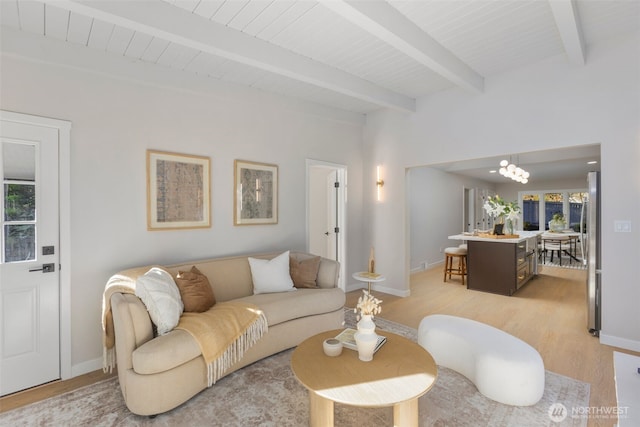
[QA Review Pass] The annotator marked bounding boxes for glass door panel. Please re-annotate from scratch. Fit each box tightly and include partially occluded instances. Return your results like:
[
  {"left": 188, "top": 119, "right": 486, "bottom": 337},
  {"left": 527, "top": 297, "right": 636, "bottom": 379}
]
[
  {"left": 2, "top": 142, "right": 36, "bottom": 263},
  {"left": 522, "top": 194, "right": 539, "bottom": 230},
  {"left": 544, "top": 192, "right": 564, "bottom": 229},
  {"left": 569, "top": 192, "right": 588, "bottom": 232}
]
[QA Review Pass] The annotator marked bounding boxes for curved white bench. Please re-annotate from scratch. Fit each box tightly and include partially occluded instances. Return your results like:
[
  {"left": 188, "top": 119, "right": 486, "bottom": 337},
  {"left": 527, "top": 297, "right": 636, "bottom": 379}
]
[{"left": 418, "top": 314, "right": 545, "bottom": 406}]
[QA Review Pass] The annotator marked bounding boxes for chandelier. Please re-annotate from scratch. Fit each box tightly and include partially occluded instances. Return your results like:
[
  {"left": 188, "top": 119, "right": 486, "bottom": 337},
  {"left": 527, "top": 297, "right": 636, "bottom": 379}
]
[{"left": 499, "top": 159, "right": 530, "bottom": 184}]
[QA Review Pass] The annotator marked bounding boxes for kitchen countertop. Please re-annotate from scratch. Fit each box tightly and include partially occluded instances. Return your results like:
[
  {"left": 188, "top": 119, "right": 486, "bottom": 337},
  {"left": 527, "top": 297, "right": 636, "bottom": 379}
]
[{"left": 448, "top": 230, "right": 543, "bottom": 243}]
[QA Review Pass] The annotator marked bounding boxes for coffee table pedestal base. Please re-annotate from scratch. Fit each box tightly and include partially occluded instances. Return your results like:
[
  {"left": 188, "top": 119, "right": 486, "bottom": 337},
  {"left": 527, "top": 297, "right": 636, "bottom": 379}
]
[
  {"left": 309, "top": 391, "right": 333, "bottom": 427},
  {"left": 394, "top": 398, "right": 419, "bottom": 427},
  {"left": 309, "top": 391, "right": 419, "bottom": 427}
]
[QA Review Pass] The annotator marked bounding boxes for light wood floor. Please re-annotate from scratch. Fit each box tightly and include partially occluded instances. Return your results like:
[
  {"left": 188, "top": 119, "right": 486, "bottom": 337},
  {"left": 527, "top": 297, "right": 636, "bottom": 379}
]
[
  {"left": 347, "top": 265, "right": 639, "bottom": 427},
  {"left": 2, "top": 265, "right": 637, "bottom": 427}
]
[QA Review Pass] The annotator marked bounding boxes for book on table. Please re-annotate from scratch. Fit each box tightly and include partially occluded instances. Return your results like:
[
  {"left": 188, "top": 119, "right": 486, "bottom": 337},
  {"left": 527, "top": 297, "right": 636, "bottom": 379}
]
[{"left": 334, "top": 328, "right": 386, "bottom": 353}]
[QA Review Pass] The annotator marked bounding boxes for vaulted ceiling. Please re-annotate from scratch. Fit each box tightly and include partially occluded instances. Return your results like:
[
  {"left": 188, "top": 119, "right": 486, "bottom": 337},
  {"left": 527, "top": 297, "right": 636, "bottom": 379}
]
[{"left": 1, "top": 0, "right": 638, "bottom": 115}]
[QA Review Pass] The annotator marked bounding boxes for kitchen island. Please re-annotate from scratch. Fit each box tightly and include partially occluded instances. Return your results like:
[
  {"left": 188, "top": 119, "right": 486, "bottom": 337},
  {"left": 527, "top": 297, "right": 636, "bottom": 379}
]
[{"left": 448, "top": 231, "right": 542, "bottom": 296}]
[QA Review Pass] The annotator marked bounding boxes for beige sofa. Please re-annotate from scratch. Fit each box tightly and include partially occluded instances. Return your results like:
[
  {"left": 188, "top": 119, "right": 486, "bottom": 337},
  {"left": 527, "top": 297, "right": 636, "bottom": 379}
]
[{"left": 109, "top": 251, "right": 344, "bottom": 416}]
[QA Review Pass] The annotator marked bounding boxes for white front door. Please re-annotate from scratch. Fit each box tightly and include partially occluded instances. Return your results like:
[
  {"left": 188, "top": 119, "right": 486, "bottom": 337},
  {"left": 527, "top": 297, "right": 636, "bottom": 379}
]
[{"left": 1, "top": 120, "right": 60, "bottom": 396}]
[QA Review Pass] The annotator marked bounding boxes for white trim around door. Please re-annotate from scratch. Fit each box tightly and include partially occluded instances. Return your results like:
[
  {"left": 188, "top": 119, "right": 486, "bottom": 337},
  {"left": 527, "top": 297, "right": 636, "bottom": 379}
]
[{"left": 1, "top": 110, "right": 72, "bottom": 381}]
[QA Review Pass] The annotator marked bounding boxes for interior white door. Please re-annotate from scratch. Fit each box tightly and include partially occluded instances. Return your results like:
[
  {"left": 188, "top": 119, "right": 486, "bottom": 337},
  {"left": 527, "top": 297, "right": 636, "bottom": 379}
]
[
  {"left": 306, "top": 160, "right": 347, "bottom": 290},
  {"left": 1, "top": 120, "right": 60, "bottom": 396},
  {"left": 326, "top": 170, "right": 338, "bottom": 260}
]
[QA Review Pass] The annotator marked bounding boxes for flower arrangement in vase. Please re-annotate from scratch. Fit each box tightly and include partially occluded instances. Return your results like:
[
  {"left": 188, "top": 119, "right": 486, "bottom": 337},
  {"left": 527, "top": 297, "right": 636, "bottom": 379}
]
[
  {"left": 549, "top": 212, "right": 566, "bottom": 232},
  {"left": 353, "top": 290, "right": 382, "bottom": 361},
  {"left": 483, "top": 195, "right": 521, "bottom": 235}
]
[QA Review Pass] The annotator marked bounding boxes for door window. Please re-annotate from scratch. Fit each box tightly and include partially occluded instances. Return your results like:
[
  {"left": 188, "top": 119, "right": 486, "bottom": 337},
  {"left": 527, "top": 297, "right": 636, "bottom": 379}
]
[{"left": 2, "top": 142, "right": 36, "bottom": 262}]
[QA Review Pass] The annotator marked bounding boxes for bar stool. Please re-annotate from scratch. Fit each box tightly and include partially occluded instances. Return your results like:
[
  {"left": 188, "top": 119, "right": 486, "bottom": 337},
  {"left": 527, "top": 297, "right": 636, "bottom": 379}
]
[{"left": 443, "top": 246, "right": 467, "bottom": 286}]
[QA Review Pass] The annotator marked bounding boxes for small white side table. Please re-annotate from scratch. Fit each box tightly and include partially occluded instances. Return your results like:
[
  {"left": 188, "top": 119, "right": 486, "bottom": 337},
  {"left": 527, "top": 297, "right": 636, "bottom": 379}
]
[{"left": 352, "top": 272, "right": 386, "bottom": 293}]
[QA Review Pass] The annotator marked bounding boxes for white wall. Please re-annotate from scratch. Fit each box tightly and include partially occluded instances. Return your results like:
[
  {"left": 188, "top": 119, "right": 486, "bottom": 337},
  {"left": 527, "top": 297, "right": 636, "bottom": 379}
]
[
  {"left": 408, "top": 167, "right": 495, "bottom": 270},
  {"left": 0, "top": 52, "right": 365, "bottom": 373},
  {"left": 365, "top": 33, "right": 640, "bottom": 350}
]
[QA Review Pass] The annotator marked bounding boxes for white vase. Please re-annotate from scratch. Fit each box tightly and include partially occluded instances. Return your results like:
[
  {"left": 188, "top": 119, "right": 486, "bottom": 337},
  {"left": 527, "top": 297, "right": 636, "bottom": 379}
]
[
  {"left": 355, "top": 314, "right": 378, "bottom": 362},
  {"left": 549, "top": 220, "right": 565, "bottom": 232}
]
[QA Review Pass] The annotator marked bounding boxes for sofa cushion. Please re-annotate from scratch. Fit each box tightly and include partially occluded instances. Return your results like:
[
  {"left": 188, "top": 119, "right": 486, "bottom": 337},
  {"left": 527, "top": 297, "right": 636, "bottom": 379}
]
[
  {"left": 135, "top": 267, "right": 183, "bottom": 335},
  {"left": 131, "top": 287, "right": 345, "bottom": 374},
  {"left": 132, "top": 329, "right": 201, "bottom": 374},
  {"left": 237, "top": 288, "right": 345, "bottom": 327},
  {"left": 248, "top": 251, "right": 296, "bottom": 294},
  {"left": 175, "top": 266, "right": 216, "bottom": 312},
  {"left": 290, "top": 255, "right": 321, "bottom": 288}
]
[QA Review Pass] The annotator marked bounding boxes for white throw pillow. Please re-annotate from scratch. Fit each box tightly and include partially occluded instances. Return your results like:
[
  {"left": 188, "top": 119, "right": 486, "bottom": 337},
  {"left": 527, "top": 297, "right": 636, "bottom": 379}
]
[
  {"left": 135, "top": 267, "right": 184, "bottom": 335},
  {"left": 249, "top": 251, "right": 296, "bottom": 295}
]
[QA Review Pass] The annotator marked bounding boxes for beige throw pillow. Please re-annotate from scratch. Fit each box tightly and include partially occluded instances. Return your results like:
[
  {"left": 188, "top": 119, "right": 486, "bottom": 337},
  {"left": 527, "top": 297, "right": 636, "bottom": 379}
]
[
  {"left": 290, "top": 255, "right": 321, "bottom": 288},
  {"left": 175, "top": 266, "right": 216, "bottom": 313}
]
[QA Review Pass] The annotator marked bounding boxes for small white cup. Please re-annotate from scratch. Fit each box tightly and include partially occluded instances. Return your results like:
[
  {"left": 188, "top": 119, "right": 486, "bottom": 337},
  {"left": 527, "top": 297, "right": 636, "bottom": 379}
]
[{"left": 323, "top": 338, "right": 343, "bottom": 357}]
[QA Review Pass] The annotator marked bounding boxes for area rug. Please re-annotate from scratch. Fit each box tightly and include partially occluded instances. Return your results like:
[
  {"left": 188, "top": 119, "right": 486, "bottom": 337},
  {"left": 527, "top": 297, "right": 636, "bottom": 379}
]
[{"left": 0, "top": 311, "right": 590, "bottom": 427}]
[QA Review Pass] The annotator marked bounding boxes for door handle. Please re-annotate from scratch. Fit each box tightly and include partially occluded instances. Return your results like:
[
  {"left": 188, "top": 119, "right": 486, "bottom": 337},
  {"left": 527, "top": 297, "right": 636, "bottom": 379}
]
[{"left": 29, "top": 263, "right": 55, "bottom": 273}]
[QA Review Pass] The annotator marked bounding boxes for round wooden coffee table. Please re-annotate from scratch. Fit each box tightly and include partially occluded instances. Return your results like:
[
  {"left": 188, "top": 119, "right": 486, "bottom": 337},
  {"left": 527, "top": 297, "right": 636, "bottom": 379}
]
[{"left": 291, "top": 329, "right": 437, "bottom": 427}]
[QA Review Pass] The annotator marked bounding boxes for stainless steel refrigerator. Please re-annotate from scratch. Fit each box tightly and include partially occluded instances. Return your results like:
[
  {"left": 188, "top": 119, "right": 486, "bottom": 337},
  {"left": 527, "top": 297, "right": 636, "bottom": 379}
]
[{"left": 583, "top": 171, "right": 601, "bottom": 336}]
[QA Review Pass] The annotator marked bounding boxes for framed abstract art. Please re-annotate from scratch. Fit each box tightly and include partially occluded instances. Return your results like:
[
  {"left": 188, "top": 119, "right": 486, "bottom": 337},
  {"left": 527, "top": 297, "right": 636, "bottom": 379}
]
[
  {"left": 234, "top": 160, "right": 278, "bottom": 225},
  {"left": 147, "top": 150, "right": 211, "bottom": 230}
]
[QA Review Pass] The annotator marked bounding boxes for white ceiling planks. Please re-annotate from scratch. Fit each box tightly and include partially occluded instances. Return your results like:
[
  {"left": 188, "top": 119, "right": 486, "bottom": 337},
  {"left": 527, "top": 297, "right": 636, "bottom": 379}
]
[
  {"left": 320, "top": 0, "right": 484, "bottom": 93},
  {"left": 43, "top": 3, "right": 69, "bottom": 41},
  {"left": 123, "top": 32, "right": 153, "bottom": 60},
  {"left": 156, "top": 43, "right": 199, "bottom": 70},
  {"left": 0, "top": 1, "right": 19, "bottom": 28},
  {"left": 192, "top": 1, "right": 225, "bottom": 20},
  {"left": 2, "top": 0, "right": 639, "bottom": 115},
  {"left": 47, "top": 0, "right": 415, "bottom": 112},
  {"left": 106, "top": 26, "right": 135, "bottom": 56},
  {"left": 225, "top": 0, "right": 274, "bottom": 32},
  {"left": 140, "top": 38, "right": 170, "bottom": 64},
  {"left": 239, "top": 1, "right": 299, "bottom": 37},
  {"left": 66, "top": 11, "right": 92, "bottom": 46},
  {"left": 393, "top": 0, "right": 563, "bottom": 77},
  {"left": 86, "top": 19, "right": 113, "bottom": 51}
]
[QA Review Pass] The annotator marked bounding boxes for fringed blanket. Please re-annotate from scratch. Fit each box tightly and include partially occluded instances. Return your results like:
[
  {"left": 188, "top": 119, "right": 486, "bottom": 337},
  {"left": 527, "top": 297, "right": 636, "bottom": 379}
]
[
  {"left": 102, "top": 266, "right": 268, "bottom": 386},
  {"left": 176, "top": 302, "right": 268, "bottom": 386},
  {"left": 102, "top": 265, "right": 157, "bottom": 373}
]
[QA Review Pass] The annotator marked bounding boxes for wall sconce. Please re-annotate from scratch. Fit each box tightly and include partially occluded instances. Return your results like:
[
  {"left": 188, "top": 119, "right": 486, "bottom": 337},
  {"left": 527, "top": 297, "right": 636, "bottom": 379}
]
[{"left": 376, "top": 165, "right": 384, "bottom": 201}]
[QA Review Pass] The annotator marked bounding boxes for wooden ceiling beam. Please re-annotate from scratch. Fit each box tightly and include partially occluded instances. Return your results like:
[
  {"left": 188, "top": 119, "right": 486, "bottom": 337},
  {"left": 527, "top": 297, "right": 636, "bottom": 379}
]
[
  {"left": 320, "top": 0, "right": 484, "bottom": 94},
  {"left": 50, "top": 0, "right": 416, "bottom": 113},
  {"left": 549, "top": 0, "right": 586, "bottom": 65}
]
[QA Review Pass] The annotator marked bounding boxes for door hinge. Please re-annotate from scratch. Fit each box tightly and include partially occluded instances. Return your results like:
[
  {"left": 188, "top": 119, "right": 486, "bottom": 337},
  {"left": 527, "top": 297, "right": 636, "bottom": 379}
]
[
  {"left": 334, "top": 227, "right": 340, "bottom": 234},
  {"left": 334, "top": 182, "right": 339, "bottom": 188}
]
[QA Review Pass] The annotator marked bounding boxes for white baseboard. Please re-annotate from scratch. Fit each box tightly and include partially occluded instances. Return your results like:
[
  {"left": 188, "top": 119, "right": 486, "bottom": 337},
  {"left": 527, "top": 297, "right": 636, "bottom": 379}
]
[
  {"left": 71, "top": 357, "right": 103, "bottom": 378},
  {"left": 600, "top": 332, "right": 640, "bottom": 352},
  {"left": 410, "top": 260, "right": 444, "bottom": 274}
]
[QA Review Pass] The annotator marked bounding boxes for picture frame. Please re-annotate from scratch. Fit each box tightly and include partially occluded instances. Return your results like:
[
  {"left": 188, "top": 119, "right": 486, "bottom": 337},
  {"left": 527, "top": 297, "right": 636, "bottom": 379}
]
[
  {"left": 147, "top": 150, "right": 211, "bottom": 230},
  {"left": 234, "top": 160, "right": 278, "bottom": 225}
]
